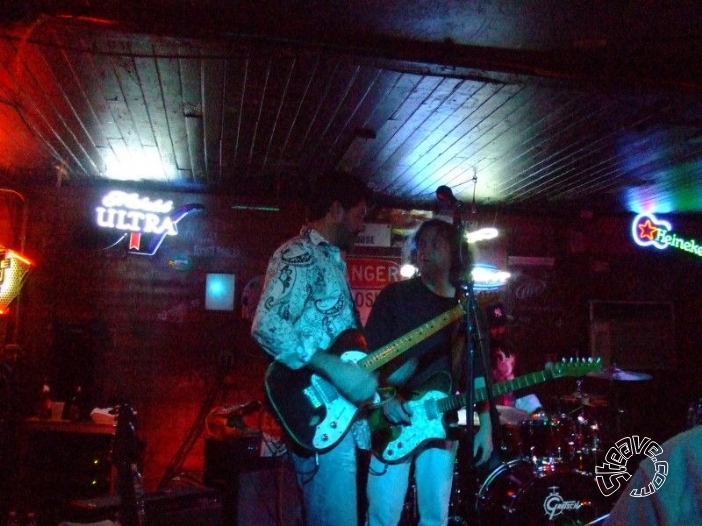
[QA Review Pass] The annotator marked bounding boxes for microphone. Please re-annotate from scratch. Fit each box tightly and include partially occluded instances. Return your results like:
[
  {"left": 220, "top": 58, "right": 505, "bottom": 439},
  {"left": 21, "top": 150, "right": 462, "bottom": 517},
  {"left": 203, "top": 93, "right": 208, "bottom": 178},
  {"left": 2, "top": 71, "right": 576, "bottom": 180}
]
[{"left": 436, "top": 185, "right": 464, "bottom": 210}]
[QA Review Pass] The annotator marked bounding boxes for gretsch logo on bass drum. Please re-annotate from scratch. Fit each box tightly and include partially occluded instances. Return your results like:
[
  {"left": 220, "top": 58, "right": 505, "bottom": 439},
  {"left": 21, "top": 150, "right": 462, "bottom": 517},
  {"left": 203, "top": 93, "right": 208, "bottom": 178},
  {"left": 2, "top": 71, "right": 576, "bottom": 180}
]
[{"left": 543, "top": 486, "right": 585, "bottom": 521}]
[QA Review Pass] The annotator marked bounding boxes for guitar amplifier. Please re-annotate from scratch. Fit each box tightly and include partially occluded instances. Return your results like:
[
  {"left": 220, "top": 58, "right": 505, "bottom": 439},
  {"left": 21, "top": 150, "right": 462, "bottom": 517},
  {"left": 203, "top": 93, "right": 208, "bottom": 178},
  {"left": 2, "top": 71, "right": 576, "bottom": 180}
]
[
  {"left": 203, "top": 434, "right": 301, "bottom": 526},
  {"left": 203, "top": 433, "right": 282, "bottom": 487}
]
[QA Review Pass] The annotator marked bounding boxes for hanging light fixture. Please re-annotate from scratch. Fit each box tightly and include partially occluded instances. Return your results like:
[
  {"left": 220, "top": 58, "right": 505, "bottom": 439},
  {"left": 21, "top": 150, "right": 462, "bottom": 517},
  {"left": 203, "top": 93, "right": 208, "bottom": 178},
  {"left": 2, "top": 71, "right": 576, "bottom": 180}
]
[
  {"left": 464, "top": 168, "right": 500, "bottom": 243},
  {"left": 0, "top": 189, "right": 31, "bottom": 317},
  {"left": 0, "top": 247, "right": 32, "bottom": 314}
]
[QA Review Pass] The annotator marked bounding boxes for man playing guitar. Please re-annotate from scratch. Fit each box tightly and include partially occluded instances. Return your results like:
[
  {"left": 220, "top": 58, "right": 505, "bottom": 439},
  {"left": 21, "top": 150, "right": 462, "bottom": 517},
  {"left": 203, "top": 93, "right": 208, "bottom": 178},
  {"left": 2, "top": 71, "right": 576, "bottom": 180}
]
[
  {"left": 251, "top": 172, "right": 376, "bottom": 526},
  {"left": 364, "top": 219, "right": 493, "bottom": 526}
]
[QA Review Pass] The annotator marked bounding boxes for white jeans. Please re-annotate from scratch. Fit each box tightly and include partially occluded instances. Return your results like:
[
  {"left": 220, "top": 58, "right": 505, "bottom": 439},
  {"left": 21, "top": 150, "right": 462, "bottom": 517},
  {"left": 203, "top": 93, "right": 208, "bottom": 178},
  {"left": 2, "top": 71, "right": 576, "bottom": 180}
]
[
  {"left": 366, "top": 440, "right": 458, "bottom": 526},
  {"left": 292, "top": 431, "right": 360, "bottom": 526}
]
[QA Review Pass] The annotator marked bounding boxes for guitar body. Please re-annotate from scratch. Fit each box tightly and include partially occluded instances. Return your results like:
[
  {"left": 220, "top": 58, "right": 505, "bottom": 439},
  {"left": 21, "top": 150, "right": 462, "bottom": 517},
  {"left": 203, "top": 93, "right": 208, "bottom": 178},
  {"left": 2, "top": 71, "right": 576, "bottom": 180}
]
[
  {"left": 264, "top": 329, "right": 368, "bottom": 452},
  {"left": 369, "top": 373, "right": 453, "bottom": 463}
]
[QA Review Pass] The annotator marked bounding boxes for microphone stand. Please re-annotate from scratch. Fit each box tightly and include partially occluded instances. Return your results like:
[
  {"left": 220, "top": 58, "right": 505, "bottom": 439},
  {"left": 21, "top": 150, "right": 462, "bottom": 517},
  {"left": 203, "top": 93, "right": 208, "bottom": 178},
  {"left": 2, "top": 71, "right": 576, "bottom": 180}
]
[{"left": 452, "top": 206, "right": 501, "bottom": 487}]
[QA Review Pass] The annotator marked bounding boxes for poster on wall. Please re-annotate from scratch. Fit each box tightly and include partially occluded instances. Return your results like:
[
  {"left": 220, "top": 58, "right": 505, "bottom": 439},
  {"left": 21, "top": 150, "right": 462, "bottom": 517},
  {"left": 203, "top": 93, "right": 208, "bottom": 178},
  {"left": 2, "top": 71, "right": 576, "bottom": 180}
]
[
  {"left": 502, "top": 256, "right": 564, "bottom": 369},
  {"left": 347, "top": 256, "right": 402, "bottom": 325},
  {"left": 505, "top": 256, "right": 556, "bottom": 318}
]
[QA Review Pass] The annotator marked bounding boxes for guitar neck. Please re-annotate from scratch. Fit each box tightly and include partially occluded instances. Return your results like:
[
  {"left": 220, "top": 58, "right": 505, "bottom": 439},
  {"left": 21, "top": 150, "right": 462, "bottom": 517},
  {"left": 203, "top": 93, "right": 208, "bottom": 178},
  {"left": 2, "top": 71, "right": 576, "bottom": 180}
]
[
  {"left": 359, "top": 304, "right": 464, "bottom": 372},
  {"left": 438, "top": 368, "right": 556, "bottom": 414}
]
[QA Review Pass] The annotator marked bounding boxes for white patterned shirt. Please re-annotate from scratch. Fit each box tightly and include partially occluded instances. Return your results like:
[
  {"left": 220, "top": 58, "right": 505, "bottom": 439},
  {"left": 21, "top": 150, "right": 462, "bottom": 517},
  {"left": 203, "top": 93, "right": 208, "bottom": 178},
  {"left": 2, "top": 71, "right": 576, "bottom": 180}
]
[
  {"left": 252, "top": 226, "right": 370, "bottom": 449},
  {"left": 252, "top": 226, "right": 360, "bottom": 369}
]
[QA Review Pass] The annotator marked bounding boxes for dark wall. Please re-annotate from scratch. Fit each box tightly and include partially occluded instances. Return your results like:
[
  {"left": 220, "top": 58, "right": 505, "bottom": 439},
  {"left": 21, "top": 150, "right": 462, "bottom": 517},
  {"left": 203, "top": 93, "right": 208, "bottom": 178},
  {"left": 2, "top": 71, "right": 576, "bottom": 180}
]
[
  {"left": 2, "top": 186, "right": 701, "bottom": 491},
  {"left": 5, "top": 185, "right": 305, "bottom": 490},
  {"left": 487, "top": 212, "right": 702, "bottom": 443}
]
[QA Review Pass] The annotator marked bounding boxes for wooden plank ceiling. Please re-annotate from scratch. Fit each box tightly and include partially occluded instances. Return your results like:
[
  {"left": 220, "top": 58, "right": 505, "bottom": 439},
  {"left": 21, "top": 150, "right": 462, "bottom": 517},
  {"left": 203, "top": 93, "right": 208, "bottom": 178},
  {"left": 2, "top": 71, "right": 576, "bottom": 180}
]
[{"left": 0, "top": 1, "right": 701, "bottom": 214}]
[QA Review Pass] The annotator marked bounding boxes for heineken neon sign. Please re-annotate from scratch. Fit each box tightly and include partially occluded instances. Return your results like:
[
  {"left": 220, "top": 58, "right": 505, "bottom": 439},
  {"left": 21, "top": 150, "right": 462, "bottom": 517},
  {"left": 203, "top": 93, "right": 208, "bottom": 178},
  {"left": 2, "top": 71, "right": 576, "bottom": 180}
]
[
  {"left": 632, "top": 213, "right": 702, "bottom": 257},
  {"left": 95, "top": 190, "right": 203, "bottom": 255}
]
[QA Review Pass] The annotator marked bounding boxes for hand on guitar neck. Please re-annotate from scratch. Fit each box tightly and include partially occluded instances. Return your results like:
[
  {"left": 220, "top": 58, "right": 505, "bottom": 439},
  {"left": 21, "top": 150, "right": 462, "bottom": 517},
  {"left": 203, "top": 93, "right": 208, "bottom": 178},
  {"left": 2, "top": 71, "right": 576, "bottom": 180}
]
[{"left": 309, "top": 351, "right": 378, "bottom": 404}]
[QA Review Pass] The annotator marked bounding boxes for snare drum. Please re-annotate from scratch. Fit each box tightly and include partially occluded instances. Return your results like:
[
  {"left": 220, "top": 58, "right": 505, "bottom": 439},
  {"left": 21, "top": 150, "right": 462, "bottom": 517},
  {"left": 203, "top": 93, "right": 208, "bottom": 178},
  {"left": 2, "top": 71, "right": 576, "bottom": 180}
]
[
  {"left": 519, "top": 412, "right": 576, "bottom": 465},
  {"left": 475, "top": 458, "right": 612, "bottom": 526}
]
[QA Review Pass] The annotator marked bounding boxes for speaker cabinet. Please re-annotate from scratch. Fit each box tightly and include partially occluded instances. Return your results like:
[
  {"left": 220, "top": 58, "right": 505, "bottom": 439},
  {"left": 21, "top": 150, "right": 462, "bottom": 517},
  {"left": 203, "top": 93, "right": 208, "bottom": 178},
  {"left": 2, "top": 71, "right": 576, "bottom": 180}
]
[
  {"left": 590, "top": 301, "right": 675, "bottom": 369},
  {"left": 204, "top": 436, "right": 302, "bottom": 525}
]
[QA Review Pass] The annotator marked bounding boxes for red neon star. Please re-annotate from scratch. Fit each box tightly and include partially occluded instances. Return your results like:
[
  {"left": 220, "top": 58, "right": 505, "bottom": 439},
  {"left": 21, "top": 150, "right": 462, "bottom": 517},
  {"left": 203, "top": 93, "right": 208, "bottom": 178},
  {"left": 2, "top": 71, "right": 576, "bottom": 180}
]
[{"left": 638, "top": 219, "right": 658, "bottom": 240}]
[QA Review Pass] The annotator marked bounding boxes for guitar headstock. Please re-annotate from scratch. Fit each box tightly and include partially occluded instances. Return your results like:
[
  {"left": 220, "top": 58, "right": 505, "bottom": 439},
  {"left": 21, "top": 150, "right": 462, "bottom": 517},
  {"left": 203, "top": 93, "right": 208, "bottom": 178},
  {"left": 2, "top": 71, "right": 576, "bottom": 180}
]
[{"left": 549, "top": 357, "right": 603, "bottom": 379}]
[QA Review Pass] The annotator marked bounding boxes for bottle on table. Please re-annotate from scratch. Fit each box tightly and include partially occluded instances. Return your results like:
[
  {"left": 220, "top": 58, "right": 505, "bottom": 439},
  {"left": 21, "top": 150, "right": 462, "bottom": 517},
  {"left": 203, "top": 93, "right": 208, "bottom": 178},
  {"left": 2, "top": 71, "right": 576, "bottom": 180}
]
[
  {"left": 38, "top": 379, "right": 52, "bottom": 419},
  {"left": 66, "top": 385, "right": 84, "bottom": 422}
]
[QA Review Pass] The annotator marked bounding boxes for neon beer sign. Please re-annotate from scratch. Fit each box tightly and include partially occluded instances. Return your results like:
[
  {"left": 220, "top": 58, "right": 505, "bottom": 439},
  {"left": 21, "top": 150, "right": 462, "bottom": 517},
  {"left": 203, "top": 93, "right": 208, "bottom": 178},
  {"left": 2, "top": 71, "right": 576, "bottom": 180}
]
[
  {"left": 632, "top": 213, "right": 702, "bottom": 257},
  {"left": 95, "top": 190, "right": 202, "bottom": 255}
]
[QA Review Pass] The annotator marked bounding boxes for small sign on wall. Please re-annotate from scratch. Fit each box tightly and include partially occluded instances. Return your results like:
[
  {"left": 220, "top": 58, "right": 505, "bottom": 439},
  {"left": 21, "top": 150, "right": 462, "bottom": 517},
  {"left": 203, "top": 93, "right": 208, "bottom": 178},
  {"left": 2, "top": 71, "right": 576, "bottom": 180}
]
[
  {"left": 356, "top": 223, "right": 392, "bottom": 247},
  {"left": 347, "top": 256, "right": 401, "bottom": 325}
]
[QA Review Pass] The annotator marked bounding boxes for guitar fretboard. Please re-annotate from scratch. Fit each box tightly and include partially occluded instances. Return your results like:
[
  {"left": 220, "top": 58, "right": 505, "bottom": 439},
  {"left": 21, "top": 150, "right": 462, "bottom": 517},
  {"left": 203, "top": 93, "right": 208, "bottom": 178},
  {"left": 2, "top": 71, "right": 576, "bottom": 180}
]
[
  {"left": 434, "top": 362, "right": 599, "bottom": 415},
  {"left": 359, "top": 304, "right": 464, "bottom": 372}
]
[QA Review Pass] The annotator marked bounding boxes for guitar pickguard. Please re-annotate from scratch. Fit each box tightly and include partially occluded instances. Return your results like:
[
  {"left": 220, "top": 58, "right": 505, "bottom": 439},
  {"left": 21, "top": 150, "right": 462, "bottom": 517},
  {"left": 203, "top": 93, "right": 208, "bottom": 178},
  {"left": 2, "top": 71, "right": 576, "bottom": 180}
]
[
  {"left": 381, "top": 389, "right": 448, "bottom": 462},
  {"left": 310, "top": 350, "right": 367, "bottom": 450}
]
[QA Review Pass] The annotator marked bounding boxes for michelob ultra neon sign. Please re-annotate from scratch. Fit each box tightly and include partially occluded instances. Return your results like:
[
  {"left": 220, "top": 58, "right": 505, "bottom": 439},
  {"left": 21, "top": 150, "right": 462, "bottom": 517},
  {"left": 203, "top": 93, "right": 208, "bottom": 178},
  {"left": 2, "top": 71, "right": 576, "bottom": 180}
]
[
  {"left": 632, "top": 213, "right": 702, "bottom": 257},
  {"left": 95, "top": 190, "right": 203, "bottom": 255}
]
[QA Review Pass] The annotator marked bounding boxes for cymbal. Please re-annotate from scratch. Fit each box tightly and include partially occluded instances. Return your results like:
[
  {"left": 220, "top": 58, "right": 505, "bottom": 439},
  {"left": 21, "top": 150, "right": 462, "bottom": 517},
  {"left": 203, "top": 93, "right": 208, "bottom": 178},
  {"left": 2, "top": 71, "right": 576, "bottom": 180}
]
[
  {"left": 559, "top": 393, "right": 609, "bottom": 407},
  {"left": 587, "top": 366, "right": 652, "bottom": 382}
]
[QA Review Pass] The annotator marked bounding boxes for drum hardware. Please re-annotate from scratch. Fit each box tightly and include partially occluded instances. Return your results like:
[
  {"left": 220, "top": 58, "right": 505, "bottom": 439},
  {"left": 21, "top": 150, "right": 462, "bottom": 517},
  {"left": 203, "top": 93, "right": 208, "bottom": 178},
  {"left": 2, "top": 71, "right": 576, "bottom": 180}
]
[
  {"left": 585, "top": 366, "right": 647, "bottom": 440},
  {"left": 559, "top": 379, "right": 608, "bottom": 409},
  {"left": 584, "top": 513, "right": 610, "bottom": 525},
  {"left": 448, "top": 464, "right": 469, "bottom": 526},
  {"left": 399, "top": 464, "right": 472, "bottom": 526},
  {"left": 559, "top": 392, "right": 608, "bottom": 408}
]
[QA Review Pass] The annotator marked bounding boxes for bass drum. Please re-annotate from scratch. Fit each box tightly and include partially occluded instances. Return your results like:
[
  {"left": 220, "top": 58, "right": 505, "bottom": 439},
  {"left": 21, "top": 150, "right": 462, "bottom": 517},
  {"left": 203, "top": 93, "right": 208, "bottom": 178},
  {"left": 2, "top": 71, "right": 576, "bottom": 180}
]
[{"left": 475, "top": 459, "right": 611, "bottom": 526}]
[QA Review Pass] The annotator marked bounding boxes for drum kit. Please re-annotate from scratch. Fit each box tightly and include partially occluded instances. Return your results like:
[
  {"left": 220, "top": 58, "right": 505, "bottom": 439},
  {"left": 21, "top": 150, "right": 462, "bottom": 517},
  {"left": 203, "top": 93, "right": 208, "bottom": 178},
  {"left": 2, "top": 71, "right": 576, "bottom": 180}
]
[{"left": 409, "top": 365, "right": 654, "bottom": 526}]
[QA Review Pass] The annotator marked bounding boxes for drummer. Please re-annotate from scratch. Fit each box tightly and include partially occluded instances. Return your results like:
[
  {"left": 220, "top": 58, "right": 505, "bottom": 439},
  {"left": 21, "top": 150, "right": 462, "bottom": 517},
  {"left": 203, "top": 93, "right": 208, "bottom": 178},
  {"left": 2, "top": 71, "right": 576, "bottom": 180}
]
[{"left": 485, "top": 302, "right": 543, "bottom": 414}]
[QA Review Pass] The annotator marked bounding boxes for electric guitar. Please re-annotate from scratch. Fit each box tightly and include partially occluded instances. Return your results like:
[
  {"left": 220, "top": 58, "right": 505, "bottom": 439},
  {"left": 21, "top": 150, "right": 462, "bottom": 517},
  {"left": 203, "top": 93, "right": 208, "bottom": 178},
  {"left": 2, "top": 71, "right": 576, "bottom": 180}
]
[
  {"left": 265, "top": 303, "right": 465, "bottom": 451},
  {"left": 369, "top": 357, "right": 603, "bottom": 463}
]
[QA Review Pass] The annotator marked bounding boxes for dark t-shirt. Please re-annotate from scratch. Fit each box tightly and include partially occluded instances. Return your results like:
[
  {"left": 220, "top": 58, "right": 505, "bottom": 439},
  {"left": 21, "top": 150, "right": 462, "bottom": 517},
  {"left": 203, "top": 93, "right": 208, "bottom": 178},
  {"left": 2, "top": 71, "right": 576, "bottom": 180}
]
[{"left": 365, "top": 277, "right": 483, "bottom": 392}]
